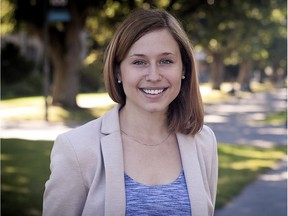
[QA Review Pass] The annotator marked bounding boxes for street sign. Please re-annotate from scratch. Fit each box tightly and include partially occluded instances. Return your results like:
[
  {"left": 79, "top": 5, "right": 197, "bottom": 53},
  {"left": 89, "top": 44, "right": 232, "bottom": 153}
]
[{"left": 47, "top": 9, "right": 71, "bottom": 22}]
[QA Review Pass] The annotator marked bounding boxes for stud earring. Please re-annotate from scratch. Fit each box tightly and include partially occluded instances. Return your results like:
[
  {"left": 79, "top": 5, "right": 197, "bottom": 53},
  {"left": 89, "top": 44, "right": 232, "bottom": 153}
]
[
  {"left": 117, "top": 80, "right": 122, "bottom": 83},
  {"left": 182, "top": 75, "right": 185, "bottom": 80}
]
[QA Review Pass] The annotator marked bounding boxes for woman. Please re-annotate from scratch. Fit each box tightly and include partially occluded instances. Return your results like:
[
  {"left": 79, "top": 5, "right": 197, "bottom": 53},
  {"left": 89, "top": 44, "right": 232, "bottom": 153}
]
[{"left": 43, "top": 8, "right": 218, "bottom": 216}]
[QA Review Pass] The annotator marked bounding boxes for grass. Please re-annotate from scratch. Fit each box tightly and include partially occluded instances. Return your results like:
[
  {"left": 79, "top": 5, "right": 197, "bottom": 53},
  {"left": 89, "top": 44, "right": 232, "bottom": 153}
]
[
  {"left": 261, "top": 111, "right": 287, "bottom": 125},
  {"left": 1, "top": 139, "right": 53, "bottom": 216},
  {"left": 0, "top": 82, "right": 274, "bottom": 122},
  {"left": 0, "top": 93, "right": 116, "bottom": 123},
  {"left": 216, "top": 144, "right": 286, "bottom": 208},
  {"left": 0, "top": 85, "right": 236, "bottom": 123},
  {"left": 1, "top": 139, "right": 286, "bottom": 215}
]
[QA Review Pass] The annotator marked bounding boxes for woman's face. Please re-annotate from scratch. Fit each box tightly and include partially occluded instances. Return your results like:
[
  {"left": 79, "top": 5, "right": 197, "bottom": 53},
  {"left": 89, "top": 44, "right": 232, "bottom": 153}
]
[{"left": 119, "top": 29, "right": 183, "bottom": 114}]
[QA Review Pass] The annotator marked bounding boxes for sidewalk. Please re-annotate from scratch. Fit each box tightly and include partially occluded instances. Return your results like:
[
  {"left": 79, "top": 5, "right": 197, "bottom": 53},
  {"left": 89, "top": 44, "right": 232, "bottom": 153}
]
[
  {"left": 205, "top": 88, "right": 287, "bottom": 147},
  {"left": 207, "top": 88, "right": 287, "bottom": 216}
]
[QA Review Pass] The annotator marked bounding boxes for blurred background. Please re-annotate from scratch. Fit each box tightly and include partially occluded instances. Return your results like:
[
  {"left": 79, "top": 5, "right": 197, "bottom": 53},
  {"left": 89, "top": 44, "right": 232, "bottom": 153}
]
[
  {"left": 1, "top": 0, "right": 286, "bottom": 108},
  {"left": 1, "top": 0, "right": 287, "bottom": 216}
]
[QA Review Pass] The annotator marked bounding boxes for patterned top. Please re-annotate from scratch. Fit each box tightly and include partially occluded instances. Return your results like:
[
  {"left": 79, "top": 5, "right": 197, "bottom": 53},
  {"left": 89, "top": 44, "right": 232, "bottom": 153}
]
[{"left": 124, "top": 170, "right": 192, "bottom": 215}]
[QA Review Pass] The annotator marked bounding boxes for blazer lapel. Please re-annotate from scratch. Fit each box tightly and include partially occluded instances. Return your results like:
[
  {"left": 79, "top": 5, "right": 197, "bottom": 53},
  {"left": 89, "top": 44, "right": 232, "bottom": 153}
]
[
  {"left": 101, "top": 105, "right": 126, "bottom": 216},
  {"left": 177, "top": 133, "right": 208, "bottom": 216}
]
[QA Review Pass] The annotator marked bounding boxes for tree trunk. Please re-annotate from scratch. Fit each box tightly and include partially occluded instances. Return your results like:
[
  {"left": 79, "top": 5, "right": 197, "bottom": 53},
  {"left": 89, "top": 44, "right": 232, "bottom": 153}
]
[
  {"left": 49, "top": 3, "right": 84, "bottom": 109},
  {"left": 210, "top": 53, "right": 225, "bottom": 90},
  {"left": 237, "top": 60, "right": 252, "bottom": 92}
]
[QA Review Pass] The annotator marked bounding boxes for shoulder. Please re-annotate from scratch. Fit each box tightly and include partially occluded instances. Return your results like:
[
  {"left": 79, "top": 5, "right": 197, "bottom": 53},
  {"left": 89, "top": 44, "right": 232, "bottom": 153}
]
[
  {"left": 57, "top": 105, "right": 120, "bottom": 147},
  {"left": 196, "top": 125, "right": 217, "bottom": 143},
  {"left": 194, "top": 125, "right": 217, "bottom": 156},
  {"left": 59, "top": 118, "right": 103, "bottom": 146}
]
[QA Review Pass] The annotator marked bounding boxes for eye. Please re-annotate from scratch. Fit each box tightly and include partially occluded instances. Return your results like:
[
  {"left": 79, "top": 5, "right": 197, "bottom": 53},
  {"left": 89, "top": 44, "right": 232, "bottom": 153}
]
[
  {"left": 160, "top": 59, "right": 173, "bottom": 64},
  {"left": 132, "top": 60, "right": 146, "bottom": 65}
]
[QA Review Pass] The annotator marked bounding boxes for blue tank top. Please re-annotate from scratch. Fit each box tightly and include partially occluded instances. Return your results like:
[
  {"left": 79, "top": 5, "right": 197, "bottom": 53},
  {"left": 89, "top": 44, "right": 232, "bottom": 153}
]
[{"left": 124, "top": 170, "right": 192, "bottom": 215}]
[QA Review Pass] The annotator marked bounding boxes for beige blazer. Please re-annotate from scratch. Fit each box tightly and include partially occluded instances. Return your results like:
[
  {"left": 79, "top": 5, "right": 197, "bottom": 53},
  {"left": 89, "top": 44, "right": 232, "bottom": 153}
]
[{"left": 43, "top": 105, "right": 218, "bottom": 216}]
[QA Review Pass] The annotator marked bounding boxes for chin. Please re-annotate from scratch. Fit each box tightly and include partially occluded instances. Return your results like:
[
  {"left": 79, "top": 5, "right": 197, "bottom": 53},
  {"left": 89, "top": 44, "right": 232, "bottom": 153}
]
[{"left": 143, "top": 104, "right": 168, "bottom": 114}]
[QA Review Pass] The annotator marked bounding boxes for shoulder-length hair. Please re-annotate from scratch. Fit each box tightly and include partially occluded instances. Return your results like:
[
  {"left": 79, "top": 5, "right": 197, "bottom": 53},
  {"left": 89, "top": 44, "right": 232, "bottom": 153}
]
[{"left": 103, "top": 8, "right": 204, "bottom": 135}]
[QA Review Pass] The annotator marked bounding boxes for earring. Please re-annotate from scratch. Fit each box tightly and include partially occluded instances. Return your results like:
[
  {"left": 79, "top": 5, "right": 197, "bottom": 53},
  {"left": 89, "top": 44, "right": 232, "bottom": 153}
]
[
  {"left": 117, "top": 80, "right": 122, "bottom": 83},
  {"left": 182, "top": 75, "right": 185, "bottom": 80}
]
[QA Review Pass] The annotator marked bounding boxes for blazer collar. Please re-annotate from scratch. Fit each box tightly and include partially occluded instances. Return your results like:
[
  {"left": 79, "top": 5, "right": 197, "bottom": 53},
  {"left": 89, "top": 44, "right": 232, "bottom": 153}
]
[
  {"left": 101, "top": 104, "right": 122, "bottom": 134},
  {"left": 177, "top": 133, "right": 208, "bottom": 216},
  {"left": 101, "top": 105, "right": 126, "bottom": 215}
]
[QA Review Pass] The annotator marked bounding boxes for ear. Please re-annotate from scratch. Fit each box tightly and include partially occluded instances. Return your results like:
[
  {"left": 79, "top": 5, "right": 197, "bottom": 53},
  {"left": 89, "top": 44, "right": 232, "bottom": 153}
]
[
  {"left": 182, "top": 67, "right": 186, "bottom": 76},
  {"left": 115, "top": 66, "right": 122, "bottom": 81}
]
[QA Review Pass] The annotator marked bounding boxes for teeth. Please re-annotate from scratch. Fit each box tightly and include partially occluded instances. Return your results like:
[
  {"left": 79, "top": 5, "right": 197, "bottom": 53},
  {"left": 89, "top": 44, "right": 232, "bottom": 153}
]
[{"left": 143, "top": 89, "right": 164, "bottom": 95}]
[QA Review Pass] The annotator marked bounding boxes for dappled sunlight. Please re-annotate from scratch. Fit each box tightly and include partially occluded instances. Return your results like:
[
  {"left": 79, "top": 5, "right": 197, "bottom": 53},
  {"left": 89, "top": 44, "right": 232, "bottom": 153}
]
[
  {"left": 3, "top": 166, "right": 17, "bottom": 173},
  {"left": 1, "top": 184, "right": 30, "bottom": 194},
  {"left": 1, "top": 127, "right": 69, "bottom": 141},
  {"left": 204, "top": 115, "right": 228, "bottom": 123},
  {"left": 249, "top": 113, "right": 266, "bottom": 121},
  {"left": 257, "top": 127, "right": 287, "bottom": 135},
  {"left": 218, "top": 144, "right": 285, "bottom": 159},
  {"left": 1, "top": 154, "right": 13, "bottom": 161},
  {"left": 200, "top": 85, "right": 231, "bottom": 104},
  {"left": 221, "top": 160, "right": 276, "bottom": 171},
  {"left": 17, "top": 176, "right": 29, "bottom": 184},
  {"left": 0, "top": 106, "right": 44, "bottom": 119},
  {"left": 216, "top": 143, "right": 286, "bottom": 209},
  {"left": 260, "top": 170, "right": 287, "bottom": 181},
  {"left": 212, "top": 104, "right": 267, "bottom": 114},
  {"left": 248, "top": 140, "right": 277, "bottom": 148},
  {"left": 1, "top": 139, "right": 53, "bottom": 215},
  {"left": 77, "top": 93, "right": 115, "bottom": 108}
]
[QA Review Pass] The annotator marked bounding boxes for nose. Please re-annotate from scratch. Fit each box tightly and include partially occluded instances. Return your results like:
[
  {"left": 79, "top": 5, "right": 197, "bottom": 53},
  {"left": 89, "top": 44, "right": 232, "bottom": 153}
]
[{"left": 145, "top": 65, "right": 162, "bottom": 82}]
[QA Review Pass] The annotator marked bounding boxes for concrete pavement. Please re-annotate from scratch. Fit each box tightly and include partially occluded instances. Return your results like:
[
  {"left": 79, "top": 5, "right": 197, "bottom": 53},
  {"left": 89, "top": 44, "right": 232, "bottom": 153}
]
[{"left": 205, "top": 88, "right": 287, "bottom": 147}]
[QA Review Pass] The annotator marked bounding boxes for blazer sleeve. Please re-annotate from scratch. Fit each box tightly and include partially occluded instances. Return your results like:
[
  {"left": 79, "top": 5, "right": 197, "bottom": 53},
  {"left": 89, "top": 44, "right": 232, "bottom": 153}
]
[
  {"left": 43, "top": 134, "right": 87, "bottom": 216},
  {"left": 196, "top": 125, "right": 218, "bottom": 215},
  {"left": 207, "top": 127, "right": 218, "bottom": 209}
]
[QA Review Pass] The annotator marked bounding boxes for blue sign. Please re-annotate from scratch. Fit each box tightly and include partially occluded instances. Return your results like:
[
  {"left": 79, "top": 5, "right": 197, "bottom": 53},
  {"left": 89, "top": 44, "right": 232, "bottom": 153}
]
[{"left": 47, "top": 9, "right": 71, "bottom": 23}]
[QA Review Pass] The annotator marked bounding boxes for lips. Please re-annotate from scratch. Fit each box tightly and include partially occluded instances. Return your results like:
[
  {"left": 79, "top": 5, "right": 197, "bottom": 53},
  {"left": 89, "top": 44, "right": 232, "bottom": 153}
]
[{"left": 141, "top": 88, "right": 168, "bottom": 95}]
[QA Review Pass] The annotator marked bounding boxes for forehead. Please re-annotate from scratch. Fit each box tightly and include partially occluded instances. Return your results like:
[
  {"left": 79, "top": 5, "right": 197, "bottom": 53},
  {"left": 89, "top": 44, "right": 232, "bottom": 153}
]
[{"left": 127, "top": 29, "right": 180, "bottom": 56}]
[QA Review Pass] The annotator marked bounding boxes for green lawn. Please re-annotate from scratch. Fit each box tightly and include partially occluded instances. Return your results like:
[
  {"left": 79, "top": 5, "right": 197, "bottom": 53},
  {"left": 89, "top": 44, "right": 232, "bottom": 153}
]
[
  {"left": 1, "top": 138, "right": 286, "bottom": 215},
  {"left": 262, "top": 111, "right": 287, "bottom": 125}
]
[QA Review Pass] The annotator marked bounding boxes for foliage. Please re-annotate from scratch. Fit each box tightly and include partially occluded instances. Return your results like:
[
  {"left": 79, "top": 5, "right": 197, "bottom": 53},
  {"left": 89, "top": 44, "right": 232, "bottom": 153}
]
[
  {"left": 1, "top": 0, "right": 286, "bottom": 103},
  {"left": 1, "top": 42, "right": 44, "bottom": 98},
  {"left": 1, "top": 42, "right": 34, "bottom": 83},
  {"left": 184, "top": 0, "right": 287, "bottom": 67},
  {"left": 0, "top": 0, "right": 16, "bottom": 35},
  {"left": 80, "top": 50, "right": 105, "bottom": 92},
  {"left": 1, "top": 139, "right": 286, "bottom": 215}
]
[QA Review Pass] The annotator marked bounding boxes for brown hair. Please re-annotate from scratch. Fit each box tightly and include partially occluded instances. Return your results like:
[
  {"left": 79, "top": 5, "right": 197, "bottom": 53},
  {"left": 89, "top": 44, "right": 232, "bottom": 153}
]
[{"left": 103, "top": 8, "right": 204, "bottom": 135}]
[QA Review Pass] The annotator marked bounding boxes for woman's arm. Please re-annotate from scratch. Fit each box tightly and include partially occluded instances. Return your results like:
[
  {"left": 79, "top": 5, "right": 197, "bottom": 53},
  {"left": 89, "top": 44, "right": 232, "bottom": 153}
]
[{"left": 43, "top": 134, "right": 87, "bottom": 216}]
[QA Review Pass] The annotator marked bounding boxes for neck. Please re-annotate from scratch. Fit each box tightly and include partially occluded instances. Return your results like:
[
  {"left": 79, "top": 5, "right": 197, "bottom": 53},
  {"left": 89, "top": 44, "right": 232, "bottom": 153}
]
[{"left": 119, "top": 105, "right": 168, "bottom": 137}]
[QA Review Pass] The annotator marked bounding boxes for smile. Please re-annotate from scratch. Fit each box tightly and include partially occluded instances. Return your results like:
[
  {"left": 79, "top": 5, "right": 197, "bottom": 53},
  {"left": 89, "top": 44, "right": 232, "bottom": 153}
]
[{"left": 141, "top": 88, "right": 167, "bottom": 95}]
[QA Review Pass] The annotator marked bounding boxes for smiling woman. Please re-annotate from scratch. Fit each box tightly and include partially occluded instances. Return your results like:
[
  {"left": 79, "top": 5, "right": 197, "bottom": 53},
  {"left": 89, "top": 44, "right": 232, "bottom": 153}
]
[
  {"left": 43, "top": 9, "right": 218, "bottom": 216},
  {"left": 119, "top": 29, "right": 183, "bottom": 114}
]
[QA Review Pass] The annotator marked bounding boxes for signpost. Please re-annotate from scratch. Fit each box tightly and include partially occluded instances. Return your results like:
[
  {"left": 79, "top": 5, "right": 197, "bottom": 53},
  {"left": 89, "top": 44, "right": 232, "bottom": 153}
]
[{"left": 43, "top": 0, "right": 71, "bottom": 121}]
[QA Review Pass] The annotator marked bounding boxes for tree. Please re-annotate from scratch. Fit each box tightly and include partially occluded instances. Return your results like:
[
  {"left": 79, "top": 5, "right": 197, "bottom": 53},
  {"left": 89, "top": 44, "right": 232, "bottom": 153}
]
[
  {"left": 4, "top": 0, "right": 286, "bottom": 108},
  {"left": 5, "top": 0, "right": 207, "bottom": 109},
  {"left": 8, "top": 0, "right": 106, "bottom": 109},
  {"left": 183, "top": 0, "right": 287, "bottom": 90}
]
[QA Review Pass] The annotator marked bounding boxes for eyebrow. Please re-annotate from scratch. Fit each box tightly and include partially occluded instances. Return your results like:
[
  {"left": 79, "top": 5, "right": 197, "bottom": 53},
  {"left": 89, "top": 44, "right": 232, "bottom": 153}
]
[{"left": 128, "top": 52, "right": 175, "bottom": 58}]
